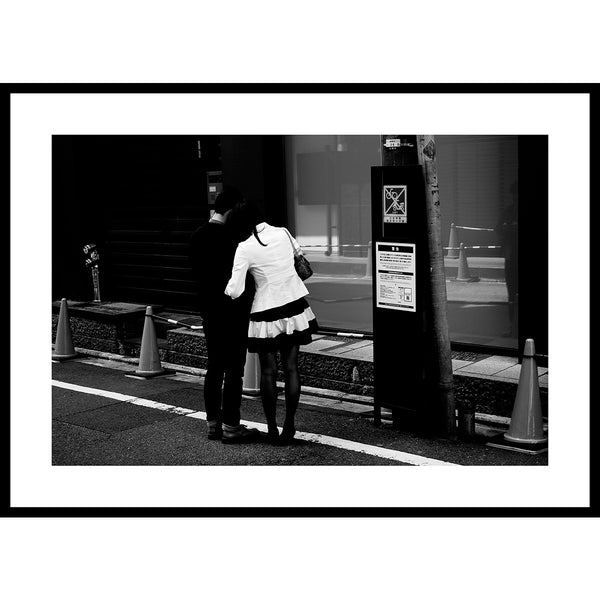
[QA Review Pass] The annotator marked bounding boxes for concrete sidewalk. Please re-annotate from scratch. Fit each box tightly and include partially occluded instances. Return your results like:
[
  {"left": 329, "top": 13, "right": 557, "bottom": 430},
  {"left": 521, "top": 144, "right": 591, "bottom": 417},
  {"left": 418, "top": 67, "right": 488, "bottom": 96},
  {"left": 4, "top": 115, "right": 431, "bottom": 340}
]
[{"left": 305, "top": 333, "right": 547, "bottom": 387}]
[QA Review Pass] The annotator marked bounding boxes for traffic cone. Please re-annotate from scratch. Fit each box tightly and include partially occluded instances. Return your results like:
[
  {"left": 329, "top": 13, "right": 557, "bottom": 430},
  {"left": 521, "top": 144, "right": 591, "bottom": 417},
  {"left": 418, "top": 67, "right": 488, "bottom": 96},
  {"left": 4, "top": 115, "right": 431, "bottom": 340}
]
[
  {"left": 134, "top": 306, "right": 173, "bottom": 377},
  {"left": 52, "top": 298, "right": 79, "bottom": 361},
  {"left": 243, "top": 350, "right": 261, "bottom": 395},
  {"left": 504, "top": 338, "right": 547, "bottom": 446},
  {"left": 456, "top": 243, "right": 474, "bottom": 281},
  {"left": 447, "top": 223, "right": 459, "bottom": 258}
]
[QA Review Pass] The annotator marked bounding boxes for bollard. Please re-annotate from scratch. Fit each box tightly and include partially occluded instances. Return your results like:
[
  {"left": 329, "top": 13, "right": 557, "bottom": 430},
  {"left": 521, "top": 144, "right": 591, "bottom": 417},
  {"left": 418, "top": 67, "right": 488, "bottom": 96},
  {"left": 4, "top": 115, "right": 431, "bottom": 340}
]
[
  {"left": 457, "top": 406, "right": 476, "bottom": 439},
  {"left": 447, "top": 223, "right": 459, "bottom": 258},
  {"left": 52, "top": 298, "right": 79, "bottom": 361},
  {"left": 242, "top": 350, "right": 261, "bottom": 395}
]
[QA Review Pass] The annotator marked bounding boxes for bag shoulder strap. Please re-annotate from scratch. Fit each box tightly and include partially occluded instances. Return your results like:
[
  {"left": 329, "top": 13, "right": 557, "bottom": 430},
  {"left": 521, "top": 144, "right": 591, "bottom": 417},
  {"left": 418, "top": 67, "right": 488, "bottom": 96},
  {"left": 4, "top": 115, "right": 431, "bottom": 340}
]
[{"left": 282, "top": 228, "right": 300, "bottom": 255}]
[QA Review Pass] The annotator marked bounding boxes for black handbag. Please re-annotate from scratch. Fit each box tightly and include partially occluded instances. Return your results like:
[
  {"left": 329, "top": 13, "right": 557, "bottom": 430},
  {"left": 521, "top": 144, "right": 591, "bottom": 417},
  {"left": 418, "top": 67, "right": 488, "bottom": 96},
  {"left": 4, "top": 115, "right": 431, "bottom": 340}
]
[{"left": 284, "top": 229, "right": 313, "bottom": 281}]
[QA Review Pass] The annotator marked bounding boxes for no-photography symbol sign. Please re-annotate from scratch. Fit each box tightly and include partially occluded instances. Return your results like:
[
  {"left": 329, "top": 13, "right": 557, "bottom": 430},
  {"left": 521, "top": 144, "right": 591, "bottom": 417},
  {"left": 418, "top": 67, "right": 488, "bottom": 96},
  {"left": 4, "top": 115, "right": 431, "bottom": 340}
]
[{"left": 383, "top": 185, "right": 407, "bottom": 223}]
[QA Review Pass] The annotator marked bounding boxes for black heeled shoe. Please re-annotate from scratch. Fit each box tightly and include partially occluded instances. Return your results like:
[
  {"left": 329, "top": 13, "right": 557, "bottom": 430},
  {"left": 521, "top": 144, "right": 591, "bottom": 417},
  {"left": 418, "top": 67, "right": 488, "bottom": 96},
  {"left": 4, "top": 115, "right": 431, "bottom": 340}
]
[
  {"left": 266, "top": 426, "right": 280, "bottom": 445},
  {"left": 278, "top": 424, "right": 296, "bottom": 445}
]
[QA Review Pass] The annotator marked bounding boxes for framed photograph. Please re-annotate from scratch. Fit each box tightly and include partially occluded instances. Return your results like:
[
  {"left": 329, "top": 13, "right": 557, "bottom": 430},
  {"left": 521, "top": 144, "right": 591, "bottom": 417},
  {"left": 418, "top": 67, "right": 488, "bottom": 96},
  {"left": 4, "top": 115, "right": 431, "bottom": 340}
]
[{"left": 6, "top": 84, "right": 593, "bottom": 518}]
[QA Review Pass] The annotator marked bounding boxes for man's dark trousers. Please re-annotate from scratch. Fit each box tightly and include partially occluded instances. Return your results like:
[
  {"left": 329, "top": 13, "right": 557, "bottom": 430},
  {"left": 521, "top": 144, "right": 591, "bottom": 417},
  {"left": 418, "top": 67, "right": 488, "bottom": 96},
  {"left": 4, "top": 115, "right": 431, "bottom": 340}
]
[{"left": 202, "top": 313, "right": 249, "bottom": 426}]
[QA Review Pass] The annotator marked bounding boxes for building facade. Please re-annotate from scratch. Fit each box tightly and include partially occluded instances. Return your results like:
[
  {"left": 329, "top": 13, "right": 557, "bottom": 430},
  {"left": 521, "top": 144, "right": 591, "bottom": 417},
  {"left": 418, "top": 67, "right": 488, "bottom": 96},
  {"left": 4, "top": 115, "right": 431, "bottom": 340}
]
[{"left": 52, "top": 134, "right": 548, "bottom": 359}]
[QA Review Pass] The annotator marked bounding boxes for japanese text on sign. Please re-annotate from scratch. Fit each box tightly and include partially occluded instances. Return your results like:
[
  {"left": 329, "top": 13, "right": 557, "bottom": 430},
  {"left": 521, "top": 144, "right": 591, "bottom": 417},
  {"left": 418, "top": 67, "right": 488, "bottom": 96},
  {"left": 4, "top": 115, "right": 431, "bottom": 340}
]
[{"left": 375, "top": 242, "right": 416, "bottom": 312}]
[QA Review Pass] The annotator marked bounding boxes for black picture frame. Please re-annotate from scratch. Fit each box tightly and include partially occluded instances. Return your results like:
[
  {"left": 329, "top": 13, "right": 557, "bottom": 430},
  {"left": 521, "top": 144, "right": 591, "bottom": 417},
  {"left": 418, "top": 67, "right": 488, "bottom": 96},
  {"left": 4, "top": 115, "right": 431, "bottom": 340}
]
[{"left": 4, "top": 82, "right": 595, "bottom": 518}]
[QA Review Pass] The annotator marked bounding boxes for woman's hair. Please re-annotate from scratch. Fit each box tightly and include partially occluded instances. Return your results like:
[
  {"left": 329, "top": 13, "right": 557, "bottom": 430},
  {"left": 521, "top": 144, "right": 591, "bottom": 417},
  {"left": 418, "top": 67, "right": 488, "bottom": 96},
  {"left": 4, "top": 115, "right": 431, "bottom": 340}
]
[{"left": 229, "top": 198, "right": 267, "bottom": 245}]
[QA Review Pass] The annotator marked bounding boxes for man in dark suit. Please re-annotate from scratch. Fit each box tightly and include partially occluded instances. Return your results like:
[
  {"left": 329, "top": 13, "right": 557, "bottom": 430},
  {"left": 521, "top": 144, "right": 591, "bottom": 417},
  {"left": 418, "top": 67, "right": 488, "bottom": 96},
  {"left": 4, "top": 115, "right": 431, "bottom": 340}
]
[{"left": 189, "top": 187, "right": 259, "bottom": 444}]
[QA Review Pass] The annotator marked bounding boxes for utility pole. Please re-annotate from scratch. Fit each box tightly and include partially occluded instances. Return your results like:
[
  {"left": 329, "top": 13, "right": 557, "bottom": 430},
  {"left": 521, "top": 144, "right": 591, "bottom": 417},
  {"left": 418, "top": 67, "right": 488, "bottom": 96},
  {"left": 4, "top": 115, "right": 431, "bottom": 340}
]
[
  {"left": 381, "top": 135, "right": 457, "bottom": 439},
  {"left": 416, "top": 135, "right": 456, "bottom": 439}
]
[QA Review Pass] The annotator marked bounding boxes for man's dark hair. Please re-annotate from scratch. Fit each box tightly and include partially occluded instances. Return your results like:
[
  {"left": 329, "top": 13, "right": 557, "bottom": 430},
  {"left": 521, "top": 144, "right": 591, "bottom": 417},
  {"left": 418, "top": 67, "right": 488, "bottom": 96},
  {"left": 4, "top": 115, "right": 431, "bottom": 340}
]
[{"left": 213, "top": 186, "right": 244, "bottom": 215}]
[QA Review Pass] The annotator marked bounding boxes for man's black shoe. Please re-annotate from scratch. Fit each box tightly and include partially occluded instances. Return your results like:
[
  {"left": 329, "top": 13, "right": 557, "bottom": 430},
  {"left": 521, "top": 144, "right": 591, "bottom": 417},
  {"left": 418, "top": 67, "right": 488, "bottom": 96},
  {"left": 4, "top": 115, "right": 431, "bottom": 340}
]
[
  {"left": 222, "top": 424, "right": 261, "bottom": 444},
  {"left": 207, "top": 420, "right": 223, "bottom": 440}
]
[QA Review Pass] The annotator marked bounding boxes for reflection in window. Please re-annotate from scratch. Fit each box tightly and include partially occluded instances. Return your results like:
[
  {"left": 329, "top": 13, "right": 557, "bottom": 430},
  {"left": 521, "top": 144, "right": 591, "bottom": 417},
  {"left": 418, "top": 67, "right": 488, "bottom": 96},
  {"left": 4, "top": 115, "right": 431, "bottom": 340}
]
[
  {"left": 285, "top": 136, "right": 380, "bottom": 332},
  {"left": 437, "top": 135, "right": 518, "bottom": 350},
  {"left": 285, "top": 135, "right": 518, "bottom": 350}
]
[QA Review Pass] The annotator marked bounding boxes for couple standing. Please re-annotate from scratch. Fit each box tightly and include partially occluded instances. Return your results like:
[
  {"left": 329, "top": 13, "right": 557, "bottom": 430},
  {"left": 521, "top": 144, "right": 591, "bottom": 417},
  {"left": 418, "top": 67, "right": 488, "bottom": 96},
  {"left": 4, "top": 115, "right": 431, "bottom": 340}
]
[{"left": 189, "top": 187, "right": 318, "bottom": 445}]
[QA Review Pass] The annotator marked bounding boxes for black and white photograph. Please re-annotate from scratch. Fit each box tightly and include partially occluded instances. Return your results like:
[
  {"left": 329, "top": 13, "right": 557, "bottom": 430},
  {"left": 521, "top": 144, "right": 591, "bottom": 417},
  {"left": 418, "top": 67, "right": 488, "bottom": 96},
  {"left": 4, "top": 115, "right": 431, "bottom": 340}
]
[
  {"left": 49, "top": 133, "right": 548, "bottom": 467},
  {"left": 8, "top": 90, "right": 590, "bottom": 513}
]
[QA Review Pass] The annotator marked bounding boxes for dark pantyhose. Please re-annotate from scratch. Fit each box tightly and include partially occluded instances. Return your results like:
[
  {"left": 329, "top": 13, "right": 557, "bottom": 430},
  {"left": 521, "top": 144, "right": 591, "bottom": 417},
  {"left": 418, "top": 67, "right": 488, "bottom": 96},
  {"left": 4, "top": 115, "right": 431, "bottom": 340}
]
[{"left": 258, "top": 341, "right": 300, "bottom": 443}]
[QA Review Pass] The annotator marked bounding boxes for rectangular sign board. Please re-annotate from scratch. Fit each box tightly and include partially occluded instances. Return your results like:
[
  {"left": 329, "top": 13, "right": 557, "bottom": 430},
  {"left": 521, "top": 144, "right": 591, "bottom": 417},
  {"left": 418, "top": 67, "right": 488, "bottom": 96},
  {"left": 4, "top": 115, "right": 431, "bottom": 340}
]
[
  {"left": 383, "top": 185, "right": 407, "bottom": 224},
  {"left": 375, "top": 242, "right": 416, "bottom": 312}
]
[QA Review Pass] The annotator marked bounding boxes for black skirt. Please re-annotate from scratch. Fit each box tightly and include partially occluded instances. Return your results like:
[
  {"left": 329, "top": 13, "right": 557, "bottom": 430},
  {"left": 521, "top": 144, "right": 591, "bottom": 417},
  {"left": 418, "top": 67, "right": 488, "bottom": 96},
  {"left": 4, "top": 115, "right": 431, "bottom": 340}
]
[{"left": 247, "top": 297, "right": 318, "bottom": 353}]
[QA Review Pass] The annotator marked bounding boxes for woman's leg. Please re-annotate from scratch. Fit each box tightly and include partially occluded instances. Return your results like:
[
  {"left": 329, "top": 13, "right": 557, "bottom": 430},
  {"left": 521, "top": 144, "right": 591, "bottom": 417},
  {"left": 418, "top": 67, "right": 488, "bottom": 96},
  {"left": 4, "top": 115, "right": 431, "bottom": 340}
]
[
  {"left": 280, "top": 341, "right": 300, "bottom": 440},
  {"left": 258, "top": 348, "right": 279, "bottom": 438}
]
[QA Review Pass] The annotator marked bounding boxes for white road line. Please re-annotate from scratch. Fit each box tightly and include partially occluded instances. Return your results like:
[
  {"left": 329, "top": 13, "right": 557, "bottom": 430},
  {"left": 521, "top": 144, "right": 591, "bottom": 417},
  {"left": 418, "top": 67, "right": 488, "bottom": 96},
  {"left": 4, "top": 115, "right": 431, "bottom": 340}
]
[
  {"left": 52, "top": 380, "right": 458, "bottom": 466},
  {"left": 53, "top": 380, "right": 198, "bottom": 417},
  {"left": 296, "top": 432, "right": 456, "bottom": 466}
]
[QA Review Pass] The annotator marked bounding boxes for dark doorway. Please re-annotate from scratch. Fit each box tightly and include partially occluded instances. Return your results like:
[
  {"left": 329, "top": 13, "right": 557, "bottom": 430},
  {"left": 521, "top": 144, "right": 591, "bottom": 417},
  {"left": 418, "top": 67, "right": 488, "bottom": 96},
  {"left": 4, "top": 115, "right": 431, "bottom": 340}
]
[{"left": 53, "top": 135, "right": 220, "bottom": 310}]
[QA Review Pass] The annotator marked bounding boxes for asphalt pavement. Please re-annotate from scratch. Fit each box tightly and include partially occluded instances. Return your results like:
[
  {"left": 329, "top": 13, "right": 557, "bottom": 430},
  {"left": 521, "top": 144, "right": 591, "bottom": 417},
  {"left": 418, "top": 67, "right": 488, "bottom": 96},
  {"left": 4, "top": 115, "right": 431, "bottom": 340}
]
[{"left": 52, "top": 357, "right": 548, "bottom": 467}]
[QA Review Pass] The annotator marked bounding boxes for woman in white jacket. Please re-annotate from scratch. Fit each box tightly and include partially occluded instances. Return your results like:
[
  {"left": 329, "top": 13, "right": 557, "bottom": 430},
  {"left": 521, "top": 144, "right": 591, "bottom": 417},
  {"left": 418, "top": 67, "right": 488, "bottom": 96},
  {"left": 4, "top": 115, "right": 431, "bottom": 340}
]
[{"left": 225, "top": 200, "right": 318, "bottom": 444}]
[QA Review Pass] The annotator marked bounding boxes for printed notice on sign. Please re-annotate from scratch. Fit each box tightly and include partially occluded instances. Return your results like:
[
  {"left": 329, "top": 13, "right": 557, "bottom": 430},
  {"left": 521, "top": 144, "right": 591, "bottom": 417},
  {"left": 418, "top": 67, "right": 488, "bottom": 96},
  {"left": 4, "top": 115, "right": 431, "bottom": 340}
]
[
  {"left": 375, "top": 242, "right": 416, "bottom": 312},
  {"left": 383, "top": 185, "right": 407, "bottom": 224}
]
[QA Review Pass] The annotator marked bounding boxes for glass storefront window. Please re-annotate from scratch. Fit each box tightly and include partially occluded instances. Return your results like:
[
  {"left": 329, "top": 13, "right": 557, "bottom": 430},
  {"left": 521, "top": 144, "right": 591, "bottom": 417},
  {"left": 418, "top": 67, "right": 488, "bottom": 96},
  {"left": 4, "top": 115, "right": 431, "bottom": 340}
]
[
  {"left": 285, "top": 135, "right": 380, "bottom": 332},
  {"left": 436, "top": 135, "right": 518, "bottom": 350},
  {"left": 285, "top": 135, "right": 518, "bottom": 350}
]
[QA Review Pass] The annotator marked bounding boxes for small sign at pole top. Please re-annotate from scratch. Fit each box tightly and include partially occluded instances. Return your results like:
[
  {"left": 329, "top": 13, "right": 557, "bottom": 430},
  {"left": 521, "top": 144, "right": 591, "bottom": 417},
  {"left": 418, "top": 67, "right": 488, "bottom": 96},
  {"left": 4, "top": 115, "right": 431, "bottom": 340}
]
[{"left": 383, "top": 138, "right": 414, "bottom": 149}]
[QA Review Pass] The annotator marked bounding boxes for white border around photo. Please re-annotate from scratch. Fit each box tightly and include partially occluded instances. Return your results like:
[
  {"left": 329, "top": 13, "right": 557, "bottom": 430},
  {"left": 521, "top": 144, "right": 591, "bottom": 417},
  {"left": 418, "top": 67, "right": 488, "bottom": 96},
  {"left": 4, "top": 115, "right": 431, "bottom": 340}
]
[{"left": 10, "top": 91, "right": 590, "bottom": 509}]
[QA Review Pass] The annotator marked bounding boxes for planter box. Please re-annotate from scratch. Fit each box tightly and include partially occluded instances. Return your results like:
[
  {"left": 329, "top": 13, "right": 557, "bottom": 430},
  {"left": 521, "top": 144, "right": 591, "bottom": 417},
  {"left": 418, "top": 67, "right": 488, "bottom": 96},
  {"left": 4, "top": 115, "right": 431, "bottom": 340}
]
[{"left": 51, "top": 301, "right": 547, "bottom": 421}]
